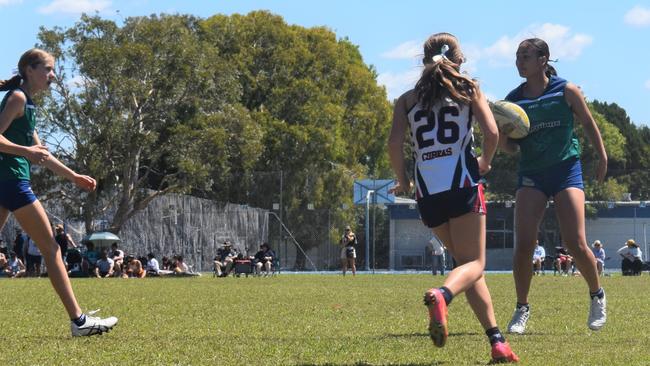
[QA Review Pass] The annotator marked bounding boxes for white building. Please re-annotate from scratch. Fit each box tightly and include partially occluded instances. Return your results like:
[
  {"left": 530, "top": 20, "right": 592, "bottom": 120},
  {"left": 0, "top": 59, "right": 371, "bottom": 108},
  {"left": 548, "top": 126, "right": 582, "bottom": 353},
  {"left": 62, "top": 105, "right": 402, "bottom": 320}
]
[{"left": 388, "top": 200, "right": 650, "bottom": 271}]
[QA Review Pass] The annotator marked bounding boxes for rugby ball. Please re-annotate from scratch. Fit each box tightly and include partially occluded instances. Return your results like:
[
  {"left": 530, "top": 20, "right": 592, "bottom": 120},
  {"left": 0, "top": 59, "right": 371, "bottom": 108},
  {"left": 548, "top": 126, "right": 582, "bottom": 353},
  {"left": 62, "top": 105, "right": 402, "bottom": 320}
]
[{"left": 489, "top": 100, "right": 530, "bottom": 139}]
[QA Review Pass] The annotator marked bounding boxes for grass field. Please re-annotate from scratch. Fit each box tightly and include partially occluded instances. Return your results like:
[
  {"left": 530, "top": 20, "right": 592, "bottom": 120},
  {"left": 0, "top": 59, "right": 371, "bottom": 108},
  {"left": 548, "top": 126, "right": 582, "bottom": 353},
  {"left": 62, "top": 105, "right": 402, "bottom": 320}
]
[{"left": 0, "top": 273, "right": 648, "bottom": 365}]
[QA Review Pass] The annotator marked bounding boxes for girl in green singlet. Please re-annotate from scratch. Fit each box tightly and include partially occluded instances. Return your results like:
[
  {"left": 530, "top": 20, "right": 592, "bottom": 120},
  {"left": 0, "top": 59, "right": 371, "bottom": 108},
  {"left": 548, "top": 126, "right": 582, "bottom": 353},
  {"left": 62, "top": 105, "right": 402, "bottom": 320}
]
[
  {"left": 499, "top": 38, "right": 607, "bottom": 335},
  {"left": 0, "top": 48, "right": 117, "bottom": 336}
]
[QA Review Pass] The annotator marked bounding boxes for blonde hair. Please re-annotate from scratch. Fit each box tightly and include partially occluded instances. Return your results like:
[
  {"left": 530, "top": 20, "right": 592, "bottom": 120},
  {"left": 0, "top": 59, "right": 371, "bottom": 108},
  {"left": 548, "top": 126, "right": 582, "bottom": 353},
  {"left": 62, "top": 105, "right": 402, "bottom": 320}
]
[{"left": 0, "top": 48, "right": 53, "bottom": 91}]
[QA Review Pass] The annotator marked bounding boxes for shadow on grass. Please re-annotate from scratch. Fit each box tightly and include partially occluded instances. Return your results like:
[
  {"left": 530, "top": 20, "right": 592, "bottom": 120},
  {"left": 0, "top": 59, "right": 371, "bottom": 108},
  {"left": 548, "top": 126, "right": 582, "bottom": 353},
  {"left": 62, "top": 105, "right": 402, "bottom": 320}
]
[
  {"left": 297, "top": 362, "right": 446, "bottom": 366},
  {"left": 384, "top": 332, "right": 481, "bottom": 339}
]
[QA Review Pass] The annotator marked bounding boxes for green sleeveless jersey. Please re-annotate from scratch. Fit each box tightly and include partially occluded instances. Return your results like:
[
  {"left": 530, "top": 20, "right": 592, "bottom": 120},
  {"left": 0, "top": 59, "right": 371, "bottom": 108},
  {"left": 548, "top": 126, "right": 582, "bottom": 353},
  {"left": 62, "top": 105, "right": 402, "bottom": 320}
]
[
  {"left": 505, "top": 76, "right": 580, "bottom": 175},
  {"left": 0, "top": 89, "right": 35, "bottom": 181}
]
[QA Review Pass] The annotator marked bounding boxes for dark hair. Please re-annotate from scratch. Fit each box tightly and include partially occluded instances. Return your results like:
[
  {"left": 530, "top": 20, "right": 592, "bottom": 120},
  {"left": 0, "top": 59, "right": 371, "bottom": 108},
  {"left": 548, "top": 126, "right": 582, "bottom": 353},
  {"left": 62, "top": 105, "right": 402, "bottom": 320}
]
[
  {"left": 519, "top": 38, "right": 557, "bottom": 78},
  {"left": 147, "top": 252, "right": 155, "bottom": 259},
  {"left": 0, "top": 48, "right": 53, "bottom": 91},
  {"left": 415, "top": 32, "right": 477, "bottom": 111}
]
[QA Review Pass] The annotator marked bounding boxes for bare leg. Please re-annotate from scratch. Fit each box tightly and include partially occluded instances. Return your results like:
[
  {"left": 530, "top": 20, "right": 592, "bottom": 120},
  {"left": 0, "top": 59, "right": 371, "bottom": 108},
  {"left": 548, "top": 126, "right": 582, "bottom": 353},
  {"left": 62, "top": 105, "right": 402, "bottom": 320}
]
[
  {"left": 349, "top": 258, "right": 356, "bottom": 276},
  {"left": 0, "top": 206, "right": 10, "bottom": 230},
  {"left": 465, "top": 275, "right": 497, "bottom": 329},
  {"left": 432, "top": 212, "right": 486, "bottom": 297},
  {"left": 14, "top": 201, "right": 82, "bottom": 319},
  {"left": 554, "top": 188, "right": 600, "bottom": 292},
  {"left": 513, "top": 188, "right": 547, "bottom": 304}
]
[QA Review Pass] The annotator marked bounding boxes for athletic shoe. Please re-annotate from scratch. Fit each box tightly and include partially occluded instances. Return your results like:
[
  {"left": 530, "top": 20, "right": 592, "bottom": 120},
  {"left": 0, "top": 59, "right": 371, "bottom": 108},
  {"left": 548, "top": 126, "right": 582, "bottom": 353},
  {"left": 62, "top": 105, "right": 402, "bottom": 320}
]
[
  {"left": 506, "top": 306, "right": 530, "bottom": 334},
  {"left": 588, "top": 290, "right": 607, "bottom": 330},
  {"left": 490, "top": 341, "right": 520, "bottom": 363},
  {"left": 423, "top": 288, "right": 448, "bottom": 347},
  {"left": 71, "top": 311, "right": 118, "bottom": 337}
]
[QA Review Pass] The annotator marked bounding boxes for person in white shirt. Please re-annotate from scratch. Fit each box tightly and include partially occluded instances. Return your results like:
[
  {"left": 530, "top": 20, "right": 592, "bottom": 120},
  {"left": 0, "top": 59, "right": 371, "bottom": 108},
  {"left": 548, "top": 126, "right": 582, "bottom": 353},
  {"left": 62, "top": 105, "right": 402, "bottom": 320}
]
[
  {"left": 146, "top": 253, "right": 160, "bottom": 274},
  {"left": 532, "top": 241, "right": 546, "bottom": 275},
  {"left": 617, "top": 239, "right": 643, "bottom": 276},
  {"left": 592, "top": 240, "right": 606, "bottom": 276},
  {"left": 428, "top": 236, "right": 446, "bottom": 276}
]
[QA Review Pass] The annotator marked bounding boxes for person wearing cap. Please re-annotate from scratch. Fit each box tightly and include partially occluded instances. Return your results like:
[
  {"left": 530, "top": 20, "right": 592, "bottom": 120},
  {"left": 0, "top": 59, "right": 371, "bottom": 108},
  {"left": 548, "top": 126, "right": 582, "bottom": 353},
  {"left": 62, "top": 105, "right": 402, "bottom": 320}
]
[
  {"left": 340, "top": 225, "right": 357, "bottom": 276},
  {"left": 617, "top": 239, "right": 643, "bottom": 276},
  {"left": 214, "top": 241, "right": 236, "bottom": 277},
  {"left": 54, "top": 224, "right": 77, "bottom": 263},
  {"left": 591, "top": 240, "right": 606, "bottom": 276}
]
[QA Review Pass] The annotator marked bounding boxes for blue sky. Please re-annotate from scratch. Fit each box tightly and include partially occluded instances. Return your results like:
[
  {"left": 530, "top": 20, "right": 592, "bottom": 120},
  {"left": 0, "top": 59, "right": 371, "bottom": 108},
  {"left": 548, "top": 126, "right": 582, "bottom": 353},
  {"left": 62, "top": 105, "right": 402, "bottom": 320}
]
[{"left": 1, "top": 0, "right": 650, "bottom": 126}]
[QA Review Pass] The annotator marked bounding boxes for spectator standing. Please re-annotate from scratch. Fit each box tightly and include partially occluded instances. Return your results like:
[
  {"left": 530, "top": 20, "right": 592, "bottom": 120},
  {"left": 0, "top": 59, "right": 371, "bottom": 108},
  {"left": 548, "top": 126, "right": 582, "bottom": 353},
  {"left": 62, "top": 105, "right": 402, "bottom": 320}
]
[
  {"left": 592, "top": 240, "right": 606, "bottom": 276},
  {"left": 617, "top": 239, "right": 643, "bottom": 276},
  {"left": 428, "top": 236, "right": 446, "bottom": 276},
  {"left": 13, "top": 228, "right": 25, "bottom": 262},
  {"left": 340, "top": 226, "right": 357, "bottom": 276},
  {"left": 25, "top": 236, "right": 42, "bottom": 276},
  {"left": 54, "top": 224, "right": 77, "bottom": 262}
]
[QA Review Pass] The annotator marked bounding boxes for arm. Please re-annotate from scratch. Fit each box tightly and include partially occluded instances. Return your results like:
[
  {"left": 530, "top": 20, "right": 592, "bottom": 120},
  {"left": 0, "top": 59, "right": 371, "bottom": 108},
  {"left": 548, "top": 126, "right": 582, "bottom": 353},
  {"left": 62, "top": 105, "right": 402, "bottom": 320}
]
[
  {"left": 470, "top": 87, "right": 499, "bottom": 175},
  {"left": 388, "top": 92, "right": 414, "bottom": 195},
  {"left": 66, "top": 234, "right": 78, "bottom": 248},
  {"left": 32, "top": 131, "right": 97, "bottom": 192},
  {"left": 565, "top": 83, "right": 607, "bottom": 182}
]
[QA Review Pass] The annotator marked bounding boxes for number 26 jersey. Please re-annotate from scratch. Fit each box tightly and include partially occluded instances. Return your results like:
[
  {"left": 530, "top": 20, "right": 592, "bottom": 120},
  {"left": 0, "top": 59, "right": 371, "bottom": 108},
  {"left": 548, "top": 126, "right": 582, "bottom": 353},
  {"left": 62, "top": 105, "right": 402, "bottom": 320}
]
[{"left": 407, "top": 97, "right": 479, "bottom": 199}]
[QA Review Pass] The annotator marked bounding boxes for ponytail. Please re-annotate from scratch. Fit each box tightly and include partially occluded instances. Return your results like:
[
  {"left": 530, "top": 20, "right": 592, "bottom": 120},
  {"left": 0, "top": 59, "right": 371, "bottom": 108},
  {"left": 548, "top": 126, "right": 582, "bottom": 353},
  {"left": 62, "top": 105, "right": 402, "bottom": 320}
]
[
  {"left": 545, "top": 64, "right": 557, "bottom": 78},
  {"left": 415, "top": 59, "right": 476, "bottom": 112},
  {"left": 0, "top": 75, "right": 22, "bottom": 92}
]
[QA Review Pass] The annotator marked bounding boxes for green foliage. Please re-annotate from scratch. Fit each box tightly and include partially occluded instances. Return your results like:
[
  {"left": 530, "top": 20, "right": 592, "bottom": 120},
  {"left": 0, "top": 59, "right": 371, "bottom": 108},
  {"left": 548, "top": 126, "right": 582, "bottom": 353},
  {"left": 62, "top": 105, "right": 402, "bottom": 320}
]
[
  {"left": 36, "top": 11, "right": 392, "bottom": 238},
  {"left": 1, "top": 275, "right": 648, "bottom": 365}
]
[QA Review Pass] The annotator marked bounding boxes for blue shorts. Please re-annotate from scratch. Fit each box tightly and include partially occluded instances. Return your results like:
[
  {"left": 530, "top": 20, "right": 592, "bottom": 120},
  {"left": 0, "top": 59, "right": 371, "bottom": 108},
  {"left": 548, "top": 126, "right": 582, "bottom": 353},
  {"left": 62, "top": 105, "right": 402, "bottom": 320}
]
[
  {"left": 517, "top": 158, "right": 584, "bottom": 198},
  {"left": 0, "top": 179, "right": 38, "bottom": 211}
]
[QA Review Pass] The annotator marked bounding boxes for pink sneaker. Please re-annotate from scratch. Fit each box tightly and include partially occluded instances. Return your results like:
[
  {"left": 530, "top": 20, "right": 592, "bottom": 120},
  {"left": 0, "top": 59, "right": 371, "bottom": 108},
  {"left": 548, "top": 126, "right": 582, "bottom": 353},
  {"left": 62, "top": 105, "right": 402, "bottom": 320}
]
[
  {"left": 423, "top": 288, "right": 448, "bottom": 347},
  {"left": 490, "top": 341, "right": 519, "bottom": 363}
]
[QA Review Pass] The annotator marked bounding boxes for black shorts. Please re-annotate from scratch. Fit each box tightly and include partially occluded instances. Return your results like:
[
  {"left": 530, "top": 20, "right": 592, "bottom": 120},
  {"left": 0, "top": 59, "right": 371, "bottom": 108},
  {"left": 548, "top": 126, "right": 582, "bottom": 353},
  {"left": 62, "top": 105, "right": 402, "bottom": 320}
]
[{"left": 417, "top": 184, "right": 486, "bottom": 228}]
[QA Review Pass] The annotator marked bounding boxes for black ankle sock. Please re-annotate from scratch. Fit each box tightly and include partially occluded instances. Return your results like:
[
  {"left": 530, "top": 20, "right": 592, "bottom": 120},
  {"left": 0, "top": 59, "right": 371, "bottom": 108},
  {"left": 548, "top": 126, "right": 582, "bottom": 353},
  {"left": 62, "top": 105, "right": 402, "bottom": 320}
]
[
  {"left": 439, "top": 286, "right": 454, "bottom": 306},
  {"left": 72, "top": 313, "right": 87, "bottom": 326},
  {"left": 485, "top": 327, "right": 506, "bottom": 345},
  {"left": 590, "top": 287, "right": 604, "bottom": 299},
  {"left": 516, "top": 302, "right": 529, "bottom": 311}
]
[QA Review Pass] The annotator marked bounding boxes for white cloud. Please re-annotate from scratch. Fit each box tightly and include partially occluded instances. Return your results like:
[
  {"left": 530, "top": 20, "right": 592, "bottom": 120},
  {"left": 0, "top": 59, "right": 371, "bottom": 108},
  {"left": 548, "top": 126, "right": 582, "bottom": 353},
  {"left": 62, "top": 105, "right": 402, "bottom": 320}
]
[
  {"left": 377, "top": 68, "right": 422, "bottom": 101},
  {"left": 381, "top": 40, "right": 422, "bottom": 60},
  {"left": 645, "top": 79, "right": 650, "bottom": 90},
  {"left": 624, "top": 6, "right": 650, "bottom": 27},
  {"left": 482, "top": 23, "right": 593, "bottom": 67},
  {"left": 38, "top": 0, "right": 111, "bottom": 15},
  {"left": 0, "top": 0, "right": 22, "bottom": 6}
]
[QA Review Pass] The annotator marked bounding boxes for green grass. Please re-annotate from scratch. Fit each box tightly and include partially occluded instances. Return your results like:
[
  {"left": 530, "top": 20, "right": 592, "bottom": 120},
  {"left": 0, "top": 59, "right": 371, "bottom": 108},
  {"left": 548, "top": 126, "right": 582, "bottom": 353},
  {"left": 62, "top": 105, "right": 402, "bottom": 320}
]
[{"left": 0, "top": 274, "right": 648, "bottom": 365}]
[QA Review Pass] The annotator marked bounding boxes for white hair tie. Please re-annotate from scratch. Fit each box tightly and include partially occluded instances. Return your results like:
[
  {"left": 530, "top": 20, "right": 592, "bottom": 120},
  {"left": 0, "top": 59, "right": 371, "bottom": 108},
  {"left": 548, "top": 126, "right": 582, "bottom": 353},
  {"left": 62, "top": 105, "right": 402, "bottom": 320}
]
[{"left": 431, "top": 44, "right": 449, "bottom": 63}]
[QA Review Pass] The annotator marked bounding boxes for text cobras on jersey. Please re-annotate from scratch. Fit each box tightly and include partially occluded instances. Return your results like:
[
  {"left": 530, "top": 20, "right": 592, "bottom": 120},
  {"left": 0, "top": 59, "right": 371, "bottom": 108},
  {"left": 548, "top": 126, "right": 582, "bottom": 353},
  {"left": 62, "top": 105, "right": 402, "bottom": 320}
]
[{"left": 422, "top": 147, "right": 453, "bottom": 161}]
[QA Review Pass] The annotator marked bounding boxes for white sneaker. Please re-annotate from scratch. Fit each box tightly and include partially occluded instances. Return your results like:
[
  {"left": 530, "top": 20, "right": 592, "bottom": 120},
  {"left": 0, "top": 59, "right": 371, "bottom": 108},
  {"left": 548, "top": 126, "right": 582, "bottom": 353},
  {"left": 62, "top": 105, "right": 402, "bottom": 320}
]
[
  {"left": 588, "top": 290, "right": 607, "bottom": 330},
  {"left": 507, "top": 305, "right": 530, "bottom": 334},
  {"left": 71, "top": 311, "right": 118, "bottom": 336}
]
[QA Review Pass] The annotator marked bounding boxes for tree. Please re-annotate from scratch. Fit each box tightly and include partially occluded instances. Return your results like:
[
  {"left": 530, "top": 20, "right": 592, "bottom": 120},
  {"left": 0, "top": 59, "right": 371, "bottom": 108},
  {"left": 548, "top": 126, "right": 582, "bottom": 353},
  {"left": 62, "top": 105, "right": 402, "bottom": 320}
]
[{"left": 37, "top": 14, "right": 247, "bottom": 233}]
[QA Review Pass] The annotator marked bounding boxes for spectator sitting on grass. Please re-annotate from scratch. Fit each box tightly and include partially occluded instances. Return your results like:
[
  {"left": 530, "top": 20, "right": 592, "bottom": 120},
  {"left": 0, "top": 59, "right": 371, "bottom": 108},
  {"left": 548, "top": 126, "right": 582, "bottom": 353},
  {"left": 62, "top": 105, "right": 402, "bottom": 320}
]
[
  {"left": 618, "top": 239, "right": 643, "bottom": 276},
  {"left": 95, "top": 250, "right": 114, "bottom": 278},
  {"left": 66, "top": 249, "right": 88, "bottom": 278},
  {"left": 2, "top": 251, "right": 26, "bottom": 278},
  {"left": 110, "top": 242, "right": 125, "bottom": 270},
  {"left": 123, "top": 255, "right": 146, "bottom": 278},
  {"left": 82, "top": 241, "right": 99, "bottom": 275}
]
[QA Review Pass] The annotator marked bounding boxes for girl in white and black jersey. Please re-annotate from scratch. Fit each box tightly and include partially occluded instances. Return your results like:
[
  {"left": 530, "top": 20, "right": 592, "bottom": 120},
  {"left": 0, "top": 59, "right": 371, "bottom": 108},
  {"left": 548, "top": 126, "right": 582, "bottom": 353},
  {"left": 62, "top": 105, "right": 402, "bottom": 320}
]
[{"left": 388, "top": 32, "right": 518, "bottom": 363}]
